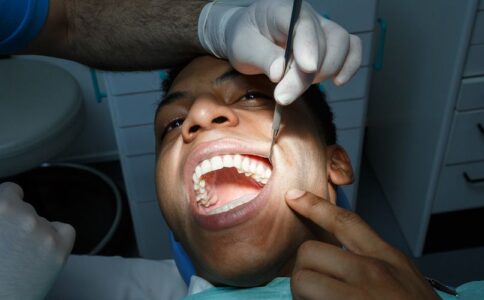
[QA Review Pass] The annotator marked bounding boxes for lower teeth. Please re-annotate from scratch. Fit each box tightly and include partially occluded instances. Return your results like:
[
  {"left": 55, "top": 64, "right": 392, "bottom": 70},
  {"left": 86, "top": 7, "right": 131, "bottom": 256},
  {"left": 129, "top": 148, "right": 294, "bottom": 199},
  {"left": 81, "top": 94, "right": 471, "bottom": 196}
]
[{"left": 207, "top": 193, "right": 258, "bottom": 215}]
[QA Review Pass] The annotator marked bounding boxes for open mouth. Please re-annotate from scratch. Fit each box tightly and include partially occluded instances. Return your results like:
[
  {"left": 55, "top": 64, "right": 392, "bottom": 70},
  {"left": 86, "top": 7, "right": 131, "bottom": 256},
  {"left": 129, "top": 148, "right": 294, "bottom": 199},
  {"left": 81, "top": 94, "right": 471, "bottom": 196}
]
[{"left": 192, "top": 154, "right": 272, "bottom": 215}]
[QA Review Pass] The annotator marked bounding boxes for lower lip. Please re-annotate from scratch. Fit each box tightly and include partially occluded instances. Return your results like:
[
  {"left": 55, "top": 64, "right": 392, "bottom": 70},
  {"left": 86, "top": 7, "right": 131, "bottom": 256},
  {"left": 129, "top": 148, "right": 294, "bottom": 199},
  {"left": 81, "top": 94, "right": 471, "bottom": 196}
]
[{"left": 189, "top": 179, "right": 273, "bottom": 231}]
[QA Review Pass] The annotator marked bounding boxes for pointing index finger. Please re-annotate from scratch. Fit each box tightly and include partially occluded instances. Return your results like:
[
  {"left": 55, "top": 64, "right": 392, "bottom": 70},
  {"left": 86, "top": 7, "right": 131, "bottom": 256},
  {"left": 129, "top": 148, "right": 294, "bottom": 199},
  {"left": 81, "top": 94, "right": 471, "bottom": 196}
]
[{"left": 285, "top": 189, "right": 389, "bottom": 258}]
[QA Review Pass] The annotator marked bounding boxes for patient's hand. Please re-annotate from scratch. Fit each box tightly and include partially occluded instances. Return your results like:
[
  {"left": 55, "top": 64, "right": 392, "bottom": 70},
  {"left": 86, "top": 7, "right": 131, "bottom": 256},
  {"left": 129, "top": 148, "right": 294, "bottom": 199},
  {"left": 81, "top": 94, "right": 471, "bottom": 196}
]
[
  {"left": 285, "top": 190, "right": 440, "bottom": 300},
  {"left": 0, "top": 182, "right": 75, "bottom": 300}
]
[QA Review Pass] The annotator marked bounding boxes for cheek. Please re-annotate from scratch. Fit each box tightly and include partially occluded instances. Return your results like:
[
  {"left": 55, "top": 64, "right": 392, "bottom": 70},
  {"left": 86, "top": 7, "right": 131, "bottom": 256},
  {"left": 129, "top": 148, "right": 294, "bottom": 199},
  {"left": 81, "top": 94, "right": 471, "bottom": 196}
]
[
  {"left": 155, "top": 143, "right": 187, "bottom": 226},
  {"left": 280, "top": 109, "right": 328, "bottom": 196}
]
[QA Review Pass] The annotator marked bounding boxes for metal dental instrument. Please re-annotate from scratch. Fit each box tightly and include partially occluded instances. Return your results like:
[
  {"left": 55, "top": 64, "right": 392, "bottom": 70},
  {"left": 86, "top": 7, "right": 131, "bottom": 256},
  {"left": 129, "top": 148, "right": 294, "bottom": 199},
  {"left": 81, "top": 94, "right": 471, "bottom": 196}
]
[{"left": 268, "top": 0, "right": 303, "bottom": 163}]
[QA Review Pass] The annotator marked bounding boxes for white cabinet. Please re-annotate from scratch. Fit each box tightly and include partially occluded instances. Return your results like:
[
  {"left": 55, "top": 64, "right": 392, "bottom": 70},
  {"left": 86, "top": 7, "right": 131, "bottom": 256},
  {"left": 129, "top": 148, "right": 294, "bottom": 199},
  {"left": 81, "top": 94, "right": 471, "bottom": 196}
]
[
  {"left": 367, "top": 0, "right": 484, "bottom": 256},
  {"left": 103, "top": 1, "right": 378, "bottom": 259}
]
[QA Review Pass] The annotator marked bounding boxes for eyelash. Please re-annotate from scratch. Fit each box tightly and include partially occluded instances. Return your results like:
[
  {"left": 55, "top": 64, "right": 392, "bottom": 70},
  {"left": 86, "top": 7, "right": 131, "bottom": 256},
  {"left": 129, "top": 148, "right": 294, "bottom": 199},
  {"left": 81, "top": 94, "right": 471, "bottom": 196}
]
[
  {"left": 160, "top": 117, "right": 185, "bottom": 141},
  {"left": 240, "top": 91, "right": 273, "bottom": 102}
]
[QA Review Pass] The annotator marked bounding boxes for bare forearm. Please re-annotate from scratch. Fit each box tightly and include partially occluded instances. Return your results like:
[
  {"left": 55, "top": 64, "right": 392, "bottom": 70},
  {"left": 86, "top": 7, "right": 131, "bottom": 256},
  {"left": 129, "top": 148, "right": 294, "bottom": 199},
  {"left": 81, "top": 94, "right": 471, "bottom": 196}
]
[{"left": 25, "top": 0, "right": 207, "bottom": 70}]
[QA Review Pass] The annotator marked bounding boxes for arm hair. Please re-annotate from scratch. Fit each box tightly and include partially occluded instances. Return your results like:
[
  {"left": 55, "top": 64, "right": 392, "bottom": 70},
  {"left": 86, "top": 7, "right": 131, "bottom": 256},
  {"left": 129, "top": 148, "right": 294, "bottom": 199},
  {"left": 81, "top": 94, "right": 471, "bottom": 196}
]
[{"left": 24, "top": 0, "right": 207, "bottom": 70}]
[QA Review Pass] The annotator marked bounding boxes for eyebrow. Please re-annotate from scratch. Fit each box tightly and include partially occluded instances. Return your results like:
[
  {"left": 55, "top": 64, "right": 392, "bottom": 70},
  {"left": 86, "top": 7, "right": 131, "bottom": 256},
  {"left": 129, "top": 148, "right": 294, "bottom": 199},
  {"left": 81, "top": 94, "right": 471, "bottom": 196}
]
[
  {"left": 155, "top": 91, "right": 188, "bottom": 116},
  {"left": 213, "top": 68, "right": 242, "bottom": 86},
  {"left": 156, "top": 68, "right": 243, "bottom": 115}
]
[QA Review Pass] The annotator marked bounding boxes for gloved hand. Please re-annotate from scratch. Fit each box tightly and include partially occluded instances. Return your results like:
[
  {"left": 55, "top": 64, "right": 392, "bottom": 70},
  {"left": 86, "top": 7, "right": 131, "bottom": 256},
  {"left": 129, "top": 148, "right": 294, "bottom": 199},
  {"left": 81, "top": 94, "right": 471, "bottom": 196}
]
[
  {"left": 198, "top": 0, "right": 362, "bottom": 105},
  {"left": 0, "top": 182, "right": 75, "bottom": 300}
]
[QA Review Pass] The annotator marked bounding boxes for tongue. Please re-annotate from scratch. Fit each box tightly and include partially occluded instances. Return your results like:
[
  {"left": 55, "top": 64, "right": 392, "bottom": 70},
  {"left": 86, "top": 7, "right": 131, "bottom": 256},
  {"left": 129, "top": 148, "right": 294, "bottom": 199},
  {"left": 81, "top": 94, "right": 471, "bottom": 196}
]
[{"left": 203, "top": 168, "right": 263, "bottom": 210}]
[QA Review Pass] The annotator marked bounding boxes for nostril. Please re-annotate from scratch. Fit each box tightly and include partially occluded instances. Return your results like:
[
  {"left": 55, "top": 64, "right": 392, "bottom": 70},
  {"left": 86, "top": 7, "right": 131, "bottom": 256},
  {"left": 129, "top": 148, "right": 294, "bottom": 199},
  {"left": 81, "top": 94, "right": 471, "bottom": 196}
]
[
  {"left": 212, "top": 116, "right": 228, "bottom": 124},
  {"left": 189, "top": 125, "right": 201, "bottom": 134}
]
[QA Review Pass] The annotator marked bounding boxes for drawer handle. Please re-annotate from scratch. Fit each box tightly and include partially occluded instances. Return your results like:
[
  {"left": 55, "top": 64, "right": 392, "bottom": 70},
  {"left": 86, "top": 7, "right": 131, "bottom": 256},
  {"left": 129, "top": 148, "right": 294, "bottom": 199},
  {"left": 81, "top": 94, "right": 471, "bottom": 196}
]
[
  {"left": 463, "top": 172, "right": 484, "bottom": 184},
  {"left": 478, "top": 123, "right": 484, "bottom": 134}
]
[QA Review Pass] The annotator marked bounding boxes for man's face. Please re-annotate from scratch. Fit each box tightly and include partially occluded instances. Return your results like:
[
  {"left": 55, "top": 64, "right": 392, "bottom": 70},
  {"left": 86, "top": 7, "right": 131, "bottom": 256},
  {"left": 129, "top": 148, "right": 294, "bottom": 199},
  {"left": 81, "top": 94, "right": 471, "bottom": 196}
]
[{"left": 154, "top": 56, "right": 342, "bottom": 286}]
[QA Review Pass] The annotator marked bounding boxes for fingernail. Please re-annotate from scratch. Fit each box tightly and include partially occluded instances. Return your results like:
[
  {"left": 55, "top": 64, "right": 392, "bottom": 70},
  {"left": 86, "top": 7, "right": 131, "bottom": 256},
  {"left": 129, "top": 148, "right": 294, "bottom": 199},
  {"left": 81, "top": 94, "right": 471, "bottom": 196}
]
[
  {"left": 286, "top": 189, "right": 306, "bottom": 200},
  {"left": 300, "top": 57, "right": 318, "bottom": 73},
  {"left": 333, "top": 76, "right": 345, "bottom": 86},
  {"left": 275, "top": 92, "right": 294, "bottom": 105}
]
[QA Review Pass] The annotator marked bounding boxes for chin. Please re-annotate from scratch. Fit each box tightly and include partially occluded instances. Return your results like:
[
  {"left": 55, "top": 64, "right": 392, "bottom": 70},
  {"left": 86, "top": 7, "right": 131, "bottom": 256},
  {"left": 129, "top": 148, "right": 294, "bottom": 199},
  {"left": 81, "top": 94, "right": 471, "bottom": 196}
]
[
  {"left": 191, "top": 224, "right": 304, "bottom": 287},
  {"left": 197, "top": 252, "right": 291, "bottom": 287}
]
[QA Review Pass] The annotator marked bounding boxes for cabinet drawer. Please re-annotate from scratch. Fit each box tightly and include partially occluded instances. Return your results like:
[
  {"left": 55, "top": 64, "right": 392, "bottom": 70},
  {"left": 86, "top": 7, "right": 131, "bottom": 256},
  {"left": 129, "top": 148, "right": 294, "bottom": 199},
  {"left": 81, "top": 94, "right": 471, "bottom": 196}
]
[
  {"left": 457, "top": 77, "right": 484, "bottom": 111},
  {"left": 463, "top": 44, "right": 484, "bottom": 77},
  {"left": 110, "top": 92, "right": 161, "bottom": 127},
  {"left": 308, "top": 0, "right": 377, "bottom": 33},
  {"left": 123, "top": 154, "right": 157, "bottom": 203},
  {"left": 129, "top": 201, "right": 171, "bottom": 259},
  {"left": 104, "top": 71, "right": 163, "bottom": 96},
  {"left": 446, "top": 110, "right": 484, "bottom": 165},
  {"left": 472, "top": 11, "right": 484, "bottom": 45},
  {"left": 331, "top": 98, "right": 366, "bottom": 130},
  {"left": 433, "top": 161, "right": 484, "bottom": 213},
  {"left": 118, "top": 125, "right": 155, "bottom": 156},
  {"left": 322, "top": 67, "right": 370, "bottom": 102}
]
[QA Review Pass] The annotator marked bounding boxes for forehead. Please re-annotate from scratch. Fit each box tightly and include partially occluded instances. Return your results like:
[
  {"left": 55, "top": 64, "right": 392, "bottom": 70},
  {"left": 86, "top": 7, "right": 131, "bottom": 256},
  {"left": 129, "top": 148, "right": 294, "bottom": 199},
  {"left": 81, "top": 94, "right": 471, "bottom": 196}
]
[{"left": 169, "top": 56, "right": 234, "bottom": 93}]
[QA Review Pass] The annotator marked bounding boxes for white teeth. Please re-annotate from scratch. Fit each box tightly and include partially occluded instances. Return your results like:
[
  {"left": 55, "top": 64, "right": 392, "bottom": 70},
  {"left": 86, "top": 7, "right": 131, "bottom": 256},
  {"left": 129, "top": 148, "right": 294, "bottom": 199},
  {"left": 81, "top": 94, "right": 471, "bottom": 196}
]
[
  {"left": 241, "top": 157, "right": 250, "bottom": 172},
  {"left": 222, "top": 155, "right": 234, "bottom": 168},
  {"left": 207, "top": 193, "right": 257, "bottom": 215},
  {"left": 201, "top": 160, "right": 211, "bottom": 174},
  {"left": 195, "top": 166, "right": 202, "bottom": 178},
  {"left": 233, "top": 154, "right": 242, "bottom": 169},
  {"left": 249, "top": 161, "right": 257, "bottom": 174},
  {"left": 192, "top": 154, "right": 273, "bottom": 204},
  {"left": 210, "top": 156, "right": 224, "bottom": 170}
]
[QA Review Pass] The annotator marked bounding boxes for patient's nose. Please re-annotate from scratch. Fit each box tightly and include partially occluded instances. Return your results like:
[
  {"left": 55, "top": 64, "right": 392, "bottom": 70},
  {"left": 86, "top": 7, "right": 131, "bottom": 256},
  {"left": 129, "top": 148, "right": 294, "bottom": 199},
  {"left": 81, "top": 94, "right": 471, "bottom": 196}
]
[{"left": 182, "top": 95, "right": 238, "bottom": 142}]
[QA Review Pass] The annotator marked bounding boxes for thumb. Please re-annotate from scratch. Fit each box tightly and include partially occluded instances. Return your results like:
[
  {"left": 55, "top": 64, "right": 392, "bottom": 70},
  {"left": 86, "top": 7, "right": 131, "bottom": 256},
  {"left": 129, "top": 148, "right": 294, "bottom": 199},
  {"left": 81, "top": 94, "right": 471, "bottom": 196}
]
[
  {"left": 274, "top": 59, "right": 315, "bottom": 105},
  {"left": 50, "top": 221, "right": 76, "bottom": 254},
  {"left": 285, "top": 189, "right": 339, "bottom": 244},
  {"left": 285, "top": 189, "right": 329, "bottom": 220},
  {"left": 0, "top": 182, "right": 24, "bottom": 201}
]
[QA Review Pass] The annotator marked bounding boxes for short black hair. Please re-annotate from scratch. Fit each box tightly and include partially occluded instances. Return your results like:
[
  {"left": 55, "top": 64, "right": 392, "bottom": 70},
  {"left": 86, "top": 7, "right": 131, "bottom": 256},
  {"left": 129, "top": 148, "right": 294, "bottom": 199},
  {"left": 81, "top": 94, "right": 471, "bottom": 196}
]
[{"left": 160, "top": 65, "right": 337, "bottom": 145}]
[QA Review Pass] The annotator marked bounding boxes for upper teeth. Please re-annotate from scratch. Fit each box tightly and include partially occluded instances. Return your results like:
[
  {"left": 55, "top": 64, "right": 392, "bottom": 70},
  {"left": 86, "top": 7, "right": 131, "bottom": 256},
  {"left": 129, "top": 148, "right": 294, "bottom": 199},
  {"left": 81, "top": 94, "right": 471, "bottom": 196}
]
[{"left": 192, "top": 154, "right": 272, "bottom": 204}]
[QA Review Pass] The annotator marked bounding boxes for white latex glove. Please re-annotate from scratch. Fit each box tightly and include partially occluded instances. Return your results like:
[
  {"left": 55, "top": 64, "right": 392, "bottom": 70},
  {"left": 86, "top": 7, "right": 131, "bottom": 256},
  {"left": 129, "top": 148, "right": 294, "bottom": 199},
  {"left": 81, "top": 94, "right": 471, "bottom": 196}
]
[
  {"left": 0, "top": 182, "right": 75, "bottom": 300},
  {"left": 198, "top": 0, "right": 362, "bottom": 105}
]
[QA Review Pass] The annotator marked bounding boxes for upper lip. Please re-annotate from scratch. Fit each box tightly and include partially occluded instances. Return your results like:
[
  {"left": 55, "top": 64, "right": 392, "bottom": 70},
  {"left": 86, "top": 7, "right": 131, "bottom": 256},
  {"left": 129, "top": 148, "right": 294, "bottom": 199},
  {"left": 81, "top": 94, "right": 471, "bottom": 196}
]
[{"left": 184, "top": 137, "right": 271, "bottom": 200}]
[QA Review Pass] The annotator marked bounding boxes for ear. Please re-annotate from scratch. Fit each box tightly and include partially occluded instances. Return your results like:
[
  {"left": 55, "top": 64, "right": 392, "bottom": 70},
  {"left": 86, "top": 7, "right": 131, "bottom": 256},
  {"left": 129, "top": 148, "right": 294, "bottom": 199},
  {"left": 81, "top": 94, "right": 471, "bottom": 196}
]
[{"left": 326, "top": 145, "right": 354, "bottom": 186}]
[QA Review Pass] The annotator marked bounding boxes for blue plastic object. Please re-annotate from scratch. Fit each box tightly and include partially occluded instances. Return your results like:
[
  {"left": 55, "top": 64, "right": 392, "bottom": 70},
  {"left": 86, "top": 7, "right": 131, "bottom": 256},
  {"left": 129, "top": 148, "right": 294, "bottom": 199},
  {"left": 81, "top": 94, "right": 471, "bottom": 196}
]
[
  {"left": 159, "top": 70, "right": 168, "bottom": 81},
  {"left": 373, "top": 18, "right": 387, "bottom": 71},
  {"left": 169, "top": 231, "right": 196, "bottom": 286},
  {"left": 89, "top": 68, "right": 107, "bottom": 103},
  {"left": 169, "top": 187, "right": 351, "bottom": 286},
  {"left": 0, "top": 0, "right": 49, "bottom": 54}
]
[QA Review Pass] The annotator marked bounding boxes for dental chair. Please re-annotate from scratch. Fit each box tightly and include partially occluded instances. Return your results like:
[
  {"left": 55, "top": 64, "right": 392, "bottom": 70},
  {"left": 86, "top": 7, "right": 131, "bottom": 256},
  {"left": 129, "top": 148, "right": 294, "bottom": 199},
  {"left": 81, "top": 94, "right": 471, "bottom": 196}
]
[{"left": 0, "top": 57, "right": 84, "bottom": 178}]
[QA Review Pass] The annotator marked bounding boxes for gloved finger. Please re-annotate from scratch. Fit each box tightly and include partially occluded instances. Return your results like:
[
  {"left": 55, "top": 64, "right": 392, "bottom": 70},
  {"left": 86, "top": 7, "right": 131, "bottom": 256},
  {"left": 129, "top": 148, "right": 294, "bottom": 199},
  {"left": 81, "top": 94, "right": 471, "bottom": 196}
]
[
  {"left": 231, "top": 29, "right": 286, "bottom": 82},
  {"left": 274, "top": 58, "right": 315, "bottom": 105},
  {"left": 333, "top": 34, "right": 362, "bottom": 86},
  {"left": 315, "top": 17, "right": 350, "bottom": 82},
  {"left": 0, "top": 182, "right": 24, "bottom": 202},
  {"left": 292, "top": 6, "right": 325, "bottom": 73},
  {"left": 50, "top": 221, "right": 76, "bottom": 253}
]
